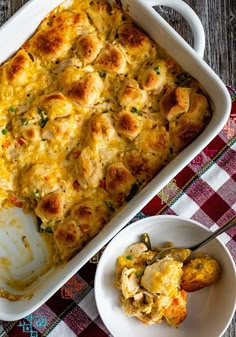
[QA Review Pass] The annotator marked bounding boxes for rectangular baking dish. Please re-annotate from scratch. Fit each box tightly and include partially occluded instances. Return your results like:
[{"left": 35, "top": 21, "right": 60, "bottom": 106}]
[{"left": 0, "top": 0, "right": 231, "bottom": 320}]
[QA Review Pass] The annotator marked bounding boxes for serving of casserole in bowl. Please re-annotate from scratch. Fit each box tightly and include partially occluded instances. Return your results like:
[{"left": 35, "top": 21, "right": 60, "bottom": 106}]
[{"left": 0, "top": 0, "right": 231, "bottom": 320}]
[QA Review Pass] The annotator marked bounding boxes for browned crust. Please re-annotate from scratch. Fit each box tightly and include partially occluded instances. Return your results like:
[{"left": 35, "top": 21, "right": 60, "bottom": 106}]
[
  {"left": 33, "top": 29, "right": 65, "bottom": 56},
  {"left": 68, "top": 80, "right": 88, "bottom": 104},
  {"left": 96, "top": 46, "right": 126, "bottom": 73},
  {"left": 7, "top": 52, "right": 29, "bottom": 82},
  {"left": 106, "top": 163, "right": 135, "bottom": 194},
  {"left": 79, "top": 35, "right": 96, "bottom": 59},
  {"left": 116, "top": 113, "right": 138, "bottom": 132},
  {"left": 118, "top": 23, "right": 149, "bottom": 49},
  {"left": 37, "top": 191, "right": 64, "bottom": 219}
]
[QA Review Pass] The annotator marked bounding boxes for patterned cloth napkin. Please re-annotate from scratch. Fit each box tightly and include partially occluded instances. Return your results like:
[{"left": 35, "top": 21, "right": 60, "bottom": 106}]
[{"left": 0, "top": 87, "right": 235, "bottom": 337}]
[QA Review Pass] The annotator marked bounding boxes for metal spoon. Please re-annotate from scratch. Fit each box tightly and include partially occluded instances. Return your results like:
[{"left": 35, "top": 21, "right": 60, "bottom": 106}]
[{"left": 148, "top": 215, "right": 236, "bottom": 264}]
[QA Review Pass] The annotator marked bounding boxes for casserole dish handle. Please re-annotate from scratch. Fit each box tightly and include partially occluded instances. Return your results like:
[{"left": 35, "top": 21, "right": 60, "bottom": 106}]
[{"left": 146, "top": 0, "right": 205, "bottom": 58}]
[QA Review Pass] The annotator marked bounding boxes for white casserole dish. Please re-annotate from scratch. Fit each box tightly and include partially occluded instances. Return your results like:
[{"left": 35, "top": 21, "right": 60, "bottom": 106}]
[{"left": 0, "top": 0, "right": 231, "bottom": 320}]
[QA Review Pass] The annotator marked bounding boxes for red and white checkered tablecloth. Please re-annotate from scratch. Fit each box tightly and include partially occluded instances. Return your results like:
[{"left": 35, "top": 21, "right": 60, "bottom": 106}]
[{"left": 0, "top": 87, "right": 235, "bottom": 337}]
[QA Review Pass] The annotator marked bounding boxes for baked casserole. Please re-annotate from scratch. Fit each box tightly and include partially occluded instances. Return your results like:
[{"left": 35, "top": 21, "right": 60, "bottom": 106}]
[
  {"left": 0, "top": 0, "right": 212, "bottom": 262},
  {"left": 115, "top": 241, "right": 221, "bottom": 327}
]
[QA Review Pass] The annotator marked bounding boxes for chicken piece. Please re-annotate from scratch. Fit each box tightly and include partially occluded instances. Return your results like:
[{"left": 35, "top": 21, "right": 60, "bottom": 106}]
[
  {"left": 57, "top": 65, "right": 83, "bottom": 88},
  {"left": 120, "top": 267, "right": 140, "bottom": 299},
  {"left": 115, "top": 243, "right": 155, "bottom": 288},
  {"left": 76, "top": 145, "right": 103, "bottom": 189},
  {"left": 20, "top": 163, "right": 62, "bottom": 198},
  {"left": 124, "top": 242, "right": 148, "bottom": 257},
  {"left": 141, "top": 256, "right": 183, "bottom": 297},
  {"left": 52, "top": 58, "right": 82, "bottom": 74},
  {"left": 86, "top": 0, "right": 112, "bottom": 35},
  {"left": 121, "top": 291, "right": 156, "bottom": 324},
  {"left": 38, "top": 92, "right": 73, "bottom": 120},
  {"left": 181, "top": 254, "right": 221, "bottom": 292},
  {"left": 5, "top": 49, "right": 34, "bottom": 86},
  {"left": 42, "top": 115, "right": 79, "bottom": 141}
]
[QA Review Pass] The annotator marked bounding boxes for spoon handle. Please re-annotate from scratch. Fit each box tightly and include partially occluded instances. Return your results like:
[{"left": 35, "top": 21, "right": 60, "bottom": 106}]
[{"left": 191, "top": 215, "right": 236, "bottom": 251}]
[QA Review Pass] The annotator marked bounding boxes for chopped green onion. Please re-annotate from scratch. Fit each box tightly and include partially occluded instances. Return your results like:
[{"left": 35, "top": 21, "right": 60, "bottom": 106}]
[
  {"left": 105, "top": 201, "right": 115, "bottom": 212},
  {"left": 99, "top": 71, "right": 107, "bottom": 78},
  {"left": 136, "top": 270, "right": 142, "bottom": 277},
  {"left": 38, "top": 109, "right": 48, "bottom": 128},
  {"left": 126, "top": 255, "right": 132, "bottom": 260},
  {"left": 1, "top": 129, "right": 8, "bottom": 135},
  {"left": 41, "top": 226, "right": 53, "bottom": 233},
  {"left": 21, "top": 118, "right": 28, "bottom": 126},
  {"left": 175, "top": 72, "right": 191, "bottom": 85},
  {"left": 196, "top": 263, "right": 203, "bottom": 269},
  {"left": 39, "top": 118, "right": 48, "bottom": 128},
  {"left": 33, "top": 190, "right": 40, "bottom": 198},
  {"left": 125, "top": 183, "right": 139, "bottom": 202},
  {"left": 154, "top": 66, "right": 160, "bottom": 75},
  {"left": 8, "top": 106, "right": 17, "bottom": 113}
]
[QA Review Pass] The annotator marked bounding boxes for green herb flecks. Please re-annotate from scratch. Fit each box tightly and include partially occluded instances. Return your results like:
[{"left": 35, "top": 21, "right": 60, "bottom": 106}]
[
  {"left": 126, "top": 255, "right": 132, "bottom": 260},
  {"left": 40, "top": 226, "right": 53, "bottom": 233},
  {"left": 125, "top": 183, "right": 139, "bottom": 202},
  {"left": 1, "top": 129, "right": 8, "bottom": 135},
  {"left": 131, "top": 107, "right": 139, "bottom": 114},
  {"left": 105, "top": 201, "right": 116, "bottom": 213},
  {"left": 136, "top": 270, "right": 143, "bottom": 277},
  {"left": 131, "top": 107, "right": 142, "bottom": 115},
  {"left": 175, "top": 72, "right": 192, "bottom": 86},
  {"left": 196, "top": 263, "right": 203, "bottom": 270},
  {"left": 154, "top": 66, "right": 160, "bottom": 75},
  {"left": 32, "top": 190, "right": 40, "bottom": 199},
  {"left": 21, "top": 118, "right": 28, "bottom": 126},
  {"left": 8, "top": 106, "right": 17, "bottom": 114},
  {"left": 99, "top": 71, "right": 107, "bottom": 78}
]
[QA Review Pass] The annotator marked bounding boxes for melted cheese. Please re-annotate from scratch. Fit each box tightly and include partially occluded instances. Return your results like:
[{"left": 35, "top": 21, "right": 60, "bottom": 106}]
[{"left": 0, "top": 0, "right": 212, "bottom": 265}]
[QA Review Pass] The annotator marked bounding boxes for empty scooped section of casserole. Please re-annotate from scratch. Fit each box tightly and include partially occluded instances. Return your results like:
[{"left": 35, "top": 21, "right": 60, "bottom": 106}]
[
  {"left": 115, "top": 240, "right": 221, "bottom": 327},
  {"left": 0, "top": 0, "right": 212, "bottom": 271}
]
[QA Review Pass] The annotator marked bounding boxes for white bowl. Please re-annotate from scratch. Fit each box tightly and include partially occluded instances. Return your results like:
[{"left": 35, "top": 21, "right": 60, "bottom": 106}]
[{"left": 95, "top": 215, "right": 236, "bottom": 337}]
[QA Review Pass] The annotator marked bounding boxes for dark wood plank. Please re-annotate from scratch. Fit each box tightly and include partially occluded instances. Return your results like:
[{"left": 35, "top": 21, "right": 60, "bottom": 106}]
[{"left": 154, "top": 0, "right": 236, "bottom": 88}]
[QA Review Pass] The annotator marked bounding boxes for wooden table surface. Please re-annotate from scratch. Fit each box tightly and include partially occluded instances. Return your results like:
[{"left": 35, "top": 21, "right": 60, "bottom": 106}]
[{"left": 0, "top": 1, "right": 235, "bottom": 336}]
